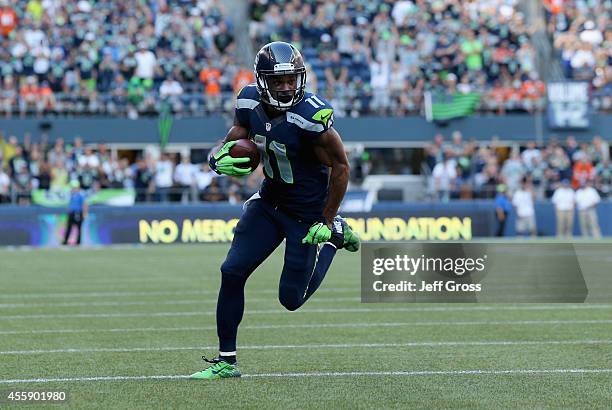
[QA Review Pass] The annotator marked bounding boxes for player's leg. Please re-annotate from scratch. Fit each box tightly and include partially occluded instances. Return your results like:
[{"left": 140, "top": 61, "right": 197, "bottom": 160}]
[
  {"left": 302, "top": 216, "right": 360, "bottom": 302},
  {"left": 191, "top": 199, "right": 283, "bottom": 380},
  {"left": 277, "top": 215, "right": 360, "bottom": 310},
  {"left": 277, "top": 220, "right": 319, "bottom": 311},
  {"left": 217, "top": 199, "right": 283, "bottom": 360}
]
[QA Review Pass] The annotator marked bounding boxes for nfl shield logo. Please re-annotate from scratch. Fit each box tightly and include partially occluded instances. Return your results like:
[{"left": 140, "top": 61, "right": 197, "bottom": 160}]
[{"left": 265, "top": 123, "right": 271, "bottom": 131}]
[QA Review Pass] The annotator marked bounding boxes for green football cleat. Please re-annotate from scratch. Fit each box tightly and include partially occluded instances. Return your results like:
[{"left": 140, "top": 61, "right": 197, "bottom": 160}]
[
  {"left": 190, "top": 357, "right": 241, "bottom": 380},
  {"left": 334, "top": 216, "right": 360, "bottom": 252}
]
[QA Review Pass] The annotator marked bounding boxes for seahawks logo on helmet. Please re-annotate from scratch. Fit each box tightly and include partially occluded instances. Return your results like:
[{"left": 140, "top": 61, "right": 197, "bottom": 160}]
[{"left": 254, "top": 41, "right": 307, "bottom": 111}]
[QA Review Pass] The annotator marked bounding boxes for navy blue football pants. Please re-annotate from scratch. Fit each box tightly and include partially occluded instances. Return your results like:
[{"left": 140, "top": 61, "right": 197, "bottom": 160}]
[{"left": 216, "top": 198, "right": 336, "bottom": 354}]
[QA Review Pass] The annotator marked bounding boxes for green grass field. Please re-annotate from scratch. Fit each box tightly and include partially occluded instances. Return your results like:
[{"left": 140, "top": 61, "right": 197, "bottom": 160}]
[{"left": 1, "top": 243, "right": 611, "bottom": 409}]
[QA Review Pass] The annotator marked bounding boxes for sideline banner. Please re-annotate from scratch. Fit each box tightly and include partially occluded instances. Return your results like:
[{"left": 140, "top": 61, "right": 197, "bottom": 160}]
[
  {"left": 0, "top": 204, "right": 495, "bottom": 247},
  {"left": 2, "top": 201, "right": 610, "bottom": 247}
]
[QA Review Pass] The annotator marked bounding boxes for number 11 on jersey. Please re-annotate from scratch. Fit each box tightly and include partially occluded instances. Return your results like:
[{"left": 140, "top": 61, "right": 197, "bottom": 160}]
[{"left": 253, "top": 134, "right": 294, "bottom": 184}]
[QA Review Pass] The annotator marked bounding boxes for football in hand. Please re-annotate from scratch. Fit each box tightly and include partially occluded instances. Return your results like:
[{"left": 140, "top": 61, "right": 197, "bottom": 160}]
[{"left": 229, "top": 139, "right": 260, "bottom": 170}]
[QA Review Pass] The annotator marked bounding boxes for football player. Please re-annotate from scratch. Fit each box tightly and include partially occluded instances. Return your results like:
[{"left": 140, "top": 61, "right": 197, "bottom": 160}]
[{"left": 190, "top": 41, "right": 360, "bottom": 380}]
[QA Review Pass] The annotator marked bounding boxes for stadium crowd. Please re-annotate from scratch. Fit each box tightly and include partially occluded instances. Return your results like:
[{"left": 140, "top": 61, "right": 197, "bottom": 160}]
[
  {"left": 0, "top": 0, "right": 252, "bottom": 118},
  {"left": 1, "top": 129, "right": 609, "bottom": 207},
  {"left": 424, "top": 131, "right": 612, "bottom": 202},
  {"left": 545, "top": 0, "right": 611, "bottom": 111},
  {"left": 250, "top": 0, "right": 546, "bottom": 116},
  {"left": 1, "top": 0, "right": 552, "bottom": 118},
  {"left": 0, "top": 132, "right": 265, "bottom": 205}
]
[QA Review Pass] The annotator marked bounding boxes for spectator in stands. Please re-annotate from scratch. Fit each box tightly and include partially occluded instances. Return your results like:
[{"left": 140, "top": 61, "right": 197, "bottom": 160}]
[
  {"left": 127, "top": 77, "right": 147, "bottom": 119},
  {"left": 159, "top": 76, "right": 184, "bottom": 113},
  {"left": 174, "top": 155, "right": 196, "bottom": 203},
  {"left": 461, "top": 30, "right": 484, "bottom": 72},
  {"left": 548, "top": 146, "right": 572, "bottom": 181},
  {"left": 8, "top": 146, "right": 27, "bottom": 178},
  {"left": 232, "top": 67, "right": 255, "bottom": 94},
  {"left": 19, "top": 76, "right": 39, "bottom": 117},
  {"left": 547, "top": 0, "right": 610, "bottom": 106},
  {"left": 195, "top": 163, "right": 216, "bottom": 199},
  {"left": 134, "top": 43, "right": 157, "bottom": 83},
  {"left": 12, "top": 160, "right": 31, "bottom": 204},
  {"left": 227, "top": 183, "right": 242, "bottom": 205},
  {"left": 448, "top": 132, "right": 465, "bottom": 158},
  {"left": 50, "top": 159, "right": 68, "bottom": 191},
  {"left": 201, "top": 176, "right": 226, "bottom": 202},
  {"left": 28, "top": 148, "right": 41, "bottom": 188},
  {"left": 110, "top": 158, "right": 132, "bottom": 189},
  {"left": 572, "top": 153, "right": 594, "bottom": 189},
  {"left": 38, "top": 81, "right": 55, "bottom": 114},
  {"left": 512, "top": 177, "right": 537, "bottom": 236},
  {"left": 369, "top": 58, "right": 390, "bottom": 115},
  {"left": 134, "top": 157, "right": 154, "bottom": 203},
  {"left": 432, "top": 153, "right": 457, "bottom": 202},
  {"left": 78, "top": 147, "right": 100, "bottom": 169},
  {"left": 501, "top": 151, "right": 525, "bottom": 192},
  {"left": 564, "top": 135, "right": 579, "bottom": 160},
  {"left": 576, "top": 180, "right": 602, "bottom": 238},
  {"left": 1, "top": 76, "right": 17, "bottom": 117},
  {"left": 0, "top": 2, "right": 17, "bottom": 37},
  {"left": 552, "top": 179, "right": 575, "bottom": 238},
  {"left": 200, "top": 60, "right": 222, "bottom": 112},
  {"left": 595, "top": 158, "right": 612, "bottom": 198},
  {"left": 521, "top": 141, "right": 541, "bottom": 166},
  {"left": 0, "top": 165, "right": 10, "bottom": 203},
  {"left": 97, "top": 53, "right": 117, "bottom": 94},
  {"left": 154, "top": 153, "right": 174, "bottom": 203},
  {"left": 589, "top": 135, "right": 609, "bottom": 164},
  {"left": 37, "top": 160, "right": 51, "bottom": 190},
  {"left": 325, "top": 51, "right": 349, "bottom": 94},
  {"left": 213, "top": 21, "right": 235, "bottom": 54}
]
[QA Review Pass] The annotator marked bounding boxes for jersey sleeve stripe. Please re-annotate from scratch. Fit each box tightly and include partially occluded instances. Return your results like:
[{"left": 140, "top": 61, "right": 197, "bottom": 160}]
[
  {"left": 236, "top": 98, "right": 259, "bottom": 109},
  {"left": 286, "top": 112, "right": 325, "bottom": 132}
]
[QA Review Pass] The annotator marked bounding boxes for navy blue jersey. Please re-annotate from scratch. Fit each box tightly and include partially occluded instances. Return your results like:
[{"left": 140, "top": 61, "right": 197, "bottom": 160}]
[{"left": 235, "top": 84, "right": 334, "bottom": 222}]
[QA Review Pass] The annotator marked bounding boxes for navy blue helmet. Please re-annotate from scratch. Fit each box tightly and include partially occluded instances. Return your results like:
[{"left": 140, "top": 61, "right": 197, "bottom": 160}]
[{"left": 254, "top": 41, "right": 306, "bottom": 111}]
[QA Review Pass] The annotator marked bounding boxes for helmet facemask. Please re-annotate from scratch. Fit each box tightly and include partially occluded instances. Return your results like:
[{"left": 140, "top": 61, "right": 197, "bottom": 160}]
[{"left": 255, "top": 66, "right": 306, "bottom": 111}]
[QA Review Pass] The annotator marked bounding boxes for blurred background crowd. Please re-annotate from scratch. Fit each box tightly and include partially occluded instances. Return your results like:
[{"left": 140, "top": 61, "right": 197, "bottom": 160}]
[
  {"left": 250, "top": 0, "right": 546, "bottom": 116},
  {"left": 423, "top": 131, "right": 611, "bottom": 201},
  {"left": 544, "top": 0, "right": 611, "bottom": 111},
  {"left": 1, "top": 130, "right": 610, "bottom": 206},
  {"left": 0, "top": 0, "right": 610, "bottom": 208},
  {"left": 0, "top": 0, "right": 608, "bottom": 118},
  {"left": 0, "top": 132, "right": 268, "bottom": 204},
  {"left": 0, "top": 0, "right": 250, "bottom": 118}
]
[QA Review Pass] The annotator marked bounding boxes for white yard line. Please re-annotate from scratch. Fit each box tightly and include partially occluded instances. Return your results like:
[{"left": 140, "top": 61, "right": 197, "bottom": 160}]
[
  {"left": 0, "top": 288, "right": 358, "bottom": 299},
  {"left": 0, "top": 297, "right": 360, "bottom": 309},
  {"left": 1, "top": 319, "right": 610, "bottom": 336},
  {"left": 1, "top": 368, "right": 611, "bottom": 384},
  {"left": 1, "top": 304, "right": 611, "bottom": 320},
  {"left": 1, "top": 340, "right": 610, "bottom": 356}
]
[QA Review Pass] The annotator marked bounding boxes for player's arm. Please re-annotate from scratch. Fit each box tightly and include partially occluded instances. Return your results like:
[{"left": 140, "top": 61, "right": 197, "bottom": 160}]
[
  {"left": 223, "top": 117, "right": 249, "bottom": 143},
  {"left": 208, "top": 117, "right": 252, "bottom": 176},
  {"left": 209, "top": 117, "right": 249, "bottom": 153},
  {"left": 314, "top": 127, "right": 350, "bottom": 226}
]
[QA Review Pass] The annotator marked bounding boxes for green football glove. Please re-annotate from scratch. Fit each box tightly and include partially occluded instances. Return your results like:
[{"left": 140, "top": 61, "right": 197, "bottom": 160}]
[
  {"left": 209, "top": 141, "right": 252, "bottom": 177},
  {"left": 302, "top": 222, "right": 332, "bottom": 245}
]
